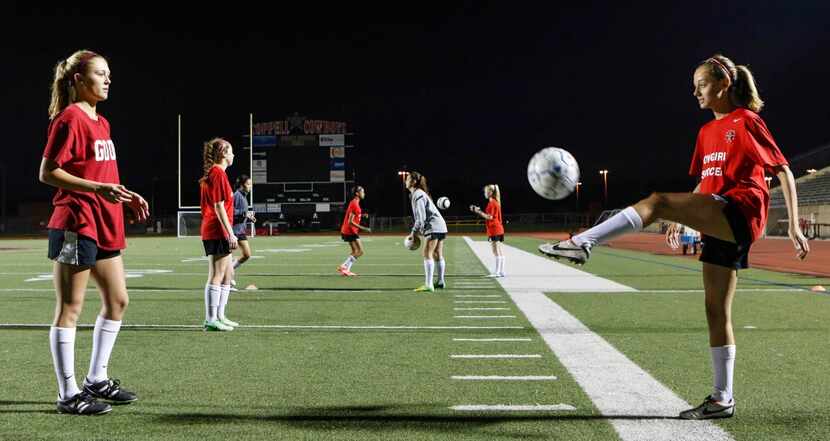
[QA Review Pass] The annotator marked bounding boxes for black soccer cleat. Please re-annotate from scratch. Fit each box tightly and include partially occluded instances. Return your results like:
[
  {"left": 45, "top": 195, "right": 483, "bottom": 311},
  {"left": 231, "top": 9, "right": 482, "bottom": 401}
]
[
  {"left": 679, "top": 395, "right": 735, "bottom": 420},
  {"left": 83, "top": 378, "right": 138, "bottom": 404},
  {"left": 56, "top": 391, "right": 112, "bottom": 415},
  {"left": 538, "top": 240, "right": 592, "bottom": 265},
  {"left": 435, "top": 282, "right": 446, "bottom": 289}
]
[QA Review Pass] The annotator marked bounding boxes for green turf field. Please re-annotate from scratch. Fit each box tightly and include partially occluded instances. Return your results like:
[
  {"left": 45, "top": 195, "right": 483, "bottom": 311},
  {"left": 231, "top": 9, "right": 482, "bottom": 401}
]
[{"left": 0, "top": 234, "right": 827, "bottom": 441}]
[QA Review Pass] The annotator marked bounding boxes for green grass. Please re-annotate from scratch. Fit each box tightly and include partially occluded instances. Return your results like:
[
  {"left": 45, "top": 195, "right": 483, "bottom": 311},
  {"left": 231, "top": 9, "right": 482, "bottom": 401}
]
[{"left": 0, "top": 234, "right": 827, "bottom": 440}]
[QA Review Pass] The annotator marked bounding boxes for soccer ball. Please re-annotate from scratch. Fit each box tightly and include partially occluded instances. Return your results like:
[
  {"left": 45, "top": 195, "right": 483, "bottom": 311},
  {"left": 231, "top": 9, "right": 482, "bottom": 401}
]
[
  {"left": 404, "top": 235, "right": 421, "bottom": 251},
  {"left": 436, "top": 196, "right": 451, "bottom": 210},
  {"left": 527, "top": 147, "right": 580, "bottom": 200}
]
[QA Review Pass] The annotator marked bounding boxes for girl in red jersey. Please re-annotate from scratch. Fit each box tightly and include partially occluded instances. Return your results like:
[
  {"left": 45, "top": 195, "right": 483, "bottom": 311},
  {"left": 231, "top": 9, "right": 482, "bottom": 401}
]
[
  {"left": 338, "top": 185, "right": 371, "bottom": 276},
  {"left": 39, "top": 50, "right": 149, "bottom": 415},
  {"left": 199, "top": 138, "right": 239, "bottom": 331},
  {"left": 470, "top": 184, "right": 505, "bottom": 277},
  {"left": 540, "top": 54, "right": 810, "bottom": 420}
]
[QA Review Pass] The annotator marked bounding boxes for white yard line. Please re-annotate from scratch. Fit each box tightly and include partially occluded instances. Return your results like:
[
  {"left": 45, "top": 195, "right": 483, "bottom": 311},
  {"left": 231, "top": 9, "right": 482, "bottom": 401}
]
[
  {"left": 454, "top": 295, "right": 502, "bottom": 298},
  {"left": 464, "top": 237, "right": 734, "bottom": 441},
  {"left": 453, "top": 301, "right": 508, "bottom": 304}
]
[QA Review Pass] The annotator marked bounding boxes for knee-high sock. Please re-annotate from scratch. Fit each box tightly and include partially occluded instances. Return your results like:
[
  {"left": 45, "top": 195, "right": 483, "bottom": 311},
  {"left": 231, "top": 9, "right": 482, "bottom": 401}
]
[
  {"left": 50, "top": 326, "right": 81, "bottom": 400},
  {"left": 342, "top": 255, "right": 357, "bottom": 270},
  {"left": 497, "top": 256, "right": 506, "bottom": 275},
  {"left": 711, "top": 345, "right": 736, "bottom": 403},
  {"left": 571, "top": 206, "right": 643, "bottom": 248},
  {"left": 205, "top": 284, "right": 220, "bottom": 322},
  {"left": 218, "top": 284, "right": 231, "bottom": 320},
  {"left": 436, "top": 259, "right": 446, "bottom": 284},
  {"left": 86, "top": 315, "right": 122, "bottom": 383},
  {"left": 423, "top": 260, "right": 434, "bottom": 287}
]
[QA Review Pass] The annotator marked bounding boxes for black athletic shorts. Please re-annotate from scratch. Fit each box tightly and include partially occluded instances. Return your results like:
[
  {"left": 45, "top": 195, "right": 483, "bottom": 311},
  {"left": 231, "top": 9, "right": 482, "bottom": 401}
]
[
  {"left": 488, "top": 235, "right": 505, "bottom": 242},
  {"left": 47, "top": 229, "right": 120, "bottom": 267},
  {"left": 203, "top": 239, "right": 231, "bottom": 256},
  {"left": 699, "top": 195, "right": 753, "bottom": 270},
  {"left": 426, "top": 232, "right": 447, "bottom": 241},
  {"left": 236, "top": 233, "right": 248, "bottom": 241},
  {"left": 341, "top": 234, "right": 360, "bottom": 242}
]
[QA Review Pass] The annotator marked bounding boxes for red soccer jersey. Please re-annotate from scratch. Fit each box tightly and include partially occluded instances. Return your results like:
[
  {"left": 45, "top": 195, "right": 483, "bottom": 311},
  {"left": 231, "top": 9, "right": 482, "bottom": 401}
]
[
  {"left": 200, "top": 166, "right": 234, "bottom": 240},
  {"left": 43, "top": 105, "right": 125, "bottom": 250},
  {"left": 341, "top": 198, "right": 362, "bottom": 235},
  {"left": 485, "top": 198, "right": 505, "bottom": 236},
  {"left": 689, "top": 108, "right": 788, "bottom": 242}
]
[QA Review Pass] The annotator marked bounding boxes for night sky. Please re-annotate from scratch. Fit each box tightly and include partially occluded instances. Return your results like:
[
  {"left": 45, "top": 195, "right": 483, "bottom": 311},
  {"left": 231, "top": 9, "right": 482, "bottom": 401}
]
[{"left": 4, "top": 2, "right": 830, "bottom": 219}]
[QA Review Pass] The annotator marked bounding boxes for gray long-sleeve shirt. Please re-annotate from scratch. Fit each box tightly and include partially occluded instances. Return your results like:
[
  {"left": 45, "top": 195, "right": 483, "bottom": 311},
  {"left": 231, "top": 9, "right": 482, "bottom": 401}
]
[
  {"left": 232, "top": 190, "right": 250, "bottom": 236},
  {"left": 410, "top": 189, "right": 447, "bottom": 236}
]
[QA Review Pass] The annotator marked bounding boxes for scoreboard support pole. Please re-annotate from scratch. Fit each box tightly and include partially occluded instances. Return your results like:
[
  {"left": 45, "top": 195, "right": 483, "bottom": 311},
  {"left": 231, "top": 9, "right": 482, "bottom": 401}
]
[{"left": 249, "top": 113, "right": 253, "bottom": 204}]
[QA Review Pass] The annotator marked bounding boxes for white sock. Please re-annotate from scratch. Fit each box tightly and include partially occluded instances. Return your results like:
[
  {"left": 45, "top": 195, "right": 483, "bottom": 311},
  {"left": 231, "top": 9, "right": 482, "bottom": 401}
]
[
  {"left": 205, "top": 284, "right": 220, "bottom": 322},
  {"left": 218, "top": 284, "right": 231, "bottom": 320},
  {"left": 571, "top": 206, "right": 643, "bottom": 248},
  {"left": 437, "top": 259, "right": 446, "bottom": 284},
  {"left": 711, "top": 345, "right": 736, "bottom": 403},
  {"left": 423, "top": 260, "right": 434, "bottom": 287},
  {"left": 492, "top": 256, "right": 499, "bottom": 275},
  {"left": 50, "top": 326, "right": 81, "bottom": 400},
  {"left": 342, "top": 255, "right": 357, "bottom": 270},
  {"left": 86, "top": 315, "right": 122, "bottom": 384},
  {"left": 497, "top": 256, "right": 506, "bottom": 275},
  {"left": 232, "top": 259, "right": 243, "bottom": 270}
]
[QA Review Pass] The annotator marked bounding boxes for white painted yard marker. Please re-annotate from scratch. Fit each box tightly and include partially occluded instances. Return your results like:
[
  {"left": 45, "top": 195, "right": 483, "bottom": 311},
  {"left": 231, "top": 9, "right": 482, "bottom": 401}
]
[
  {"left": 451, "top": 404, "right": 575, "bottom": 412},
  {"left": 453, "top": 308, "right": 510, "bottom": 311},
  {"left": 454, "top": 315, "right": 516, "bottom": 319},
  {"left": 451, "top": 375, "right": 557, "bottom": 381},
  {"left": 451, "top": 354, "right": 541, "bottom": 359},
  {"left": 452, "top": 338, "right": 531, "bottom": 342}
]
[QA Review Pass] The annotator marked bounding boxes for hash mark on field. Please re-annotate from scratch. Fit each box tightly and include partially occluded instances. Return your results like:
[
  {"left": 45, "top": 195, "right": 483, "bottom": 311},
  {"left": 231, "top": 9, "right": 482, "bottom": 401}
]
[
  {"left": 451, "top": 375, "right": 557, "bottom": 381},
  {"left": 453, "top": 308, "right": 510, "bottom": 311},
  {"left": 451, "top": 354, "right": 541, "bottom": 359},
  {"left": 451, "top": 404, "right": 575, "bottom": 411},
  {"left": 454, "top": 315, "right": 516, "bottom": 319},
  {"left": 452, "top": 338, "right": 532, "bottom": 342}
]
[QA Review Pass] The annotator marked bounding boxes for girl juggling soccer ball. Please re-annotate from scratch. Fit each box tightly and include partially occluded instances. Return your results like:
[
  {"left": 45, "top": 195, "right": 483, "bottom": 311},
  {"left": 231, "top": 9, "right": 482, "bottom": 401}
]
[
  {"left": 40, "top": 50, "right": 149, "bottom": 415},
  {"left": 470, "top": 184, "right": 506, "bottom": 278},
  {"left": 540, "top": 54, "right": 809, "bottom": 419}
]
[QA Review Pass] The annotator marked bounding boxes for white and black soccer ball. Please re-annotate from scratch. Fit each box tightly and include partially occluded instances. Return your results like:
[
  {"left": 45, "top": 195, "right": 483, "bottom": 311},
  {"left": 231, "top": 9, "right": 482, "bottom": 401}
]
[
  {"left": 404, "top": 235, "right": 421, "bottom": 251},
  {"left": 436, "top": 196, "right": 451, "bottom": 210},
  {"left": 527, "top": 147, "right": 580, "bottom": 200}
]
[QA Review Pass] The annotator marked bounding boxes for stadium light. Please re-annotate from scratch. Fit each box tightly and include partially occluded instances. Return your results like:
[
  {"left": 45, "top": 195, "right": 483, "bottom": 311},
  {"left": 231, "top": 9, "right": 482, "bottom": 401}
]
[
  {"left": 575, "top": 181, "right": 582, "bottom": 207},
  {"left": 807, "top": 168, "right": 818, "bottom": 174},
  {"left": 598, "top": 170, "right": 609, "bottom": 204},
  {"left": 764, "top": 176, "right": 772, "bottom": 188}
]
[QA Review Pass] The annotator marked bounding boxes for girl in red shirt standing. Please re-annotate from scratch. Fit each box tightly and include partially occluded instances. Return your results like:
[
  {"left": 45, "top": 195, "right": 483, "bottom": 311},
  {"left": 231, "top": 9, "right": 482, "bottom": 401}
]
[
  {"left": 338, "top": 185, "right": 371, "bottom": 277},
  {"left": 540, "top": 54, "right": 810, "bottom": 419},
  {"left": 470, "top": 184, "right": 505, "bottom": 277},
  {"left": 199, "top": 138, "right": 239, "bottom": 332},
  {"left": 40, "top": 50, "right": 149, "bottom": 415}
]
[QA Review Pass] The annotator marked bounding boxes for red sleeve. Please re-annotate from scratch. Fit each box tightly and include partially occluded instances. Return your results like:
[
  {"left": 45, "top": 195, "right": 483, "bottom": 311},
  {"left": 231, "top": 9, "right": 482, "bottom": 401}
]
[
  {"left": 743, "top": 116, "right": 788, "bottom": 172},
  {"left": 352, "top": 200, "right": 361, "bottom": 217},
  {"left": 485, "top": 200, "right": 496, "bottom": 217},
  {"left": 689, "top": 129, "right": 703, "bottom": 177},
  {"left": 43, "top": 119, "right": 79, "bottom": 167},
  {"left": 206, "top": 169, "right": 228, "bottom": 204}
]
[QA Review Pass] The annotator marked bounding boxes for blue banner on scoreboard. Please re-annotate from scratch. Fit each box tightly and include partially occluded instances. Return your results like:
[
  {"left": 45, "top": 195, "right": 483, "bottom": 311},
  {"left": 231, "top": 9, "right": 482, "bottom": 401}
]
[
  {"left": 330, "top": 158, "right": 345, "bottom": 170},
  {"left": 253, "top": 135, "right": 277, "bottom": 147}
]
